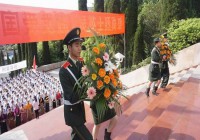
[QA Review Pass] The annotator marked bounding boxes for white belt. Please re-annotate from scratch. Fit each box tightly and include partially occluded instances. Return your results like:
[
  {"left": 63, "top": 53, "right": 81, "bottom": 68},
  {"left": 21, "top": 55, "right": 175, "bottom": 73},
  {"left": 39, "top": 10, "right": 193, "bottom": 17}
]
[
  {"left": 63, "top": 99, "right": 81, "bottom": 106},
  {"left": 151, "top": 61, "right": 159, "bottom": 64}
]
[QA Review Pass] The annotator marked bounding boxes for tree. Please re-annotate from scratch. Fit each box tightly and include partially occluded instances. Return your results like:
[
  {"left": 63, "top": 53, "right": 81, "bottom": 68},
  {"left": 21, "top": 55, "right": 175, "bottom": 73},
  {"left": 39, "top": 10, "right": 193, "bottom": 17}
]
[
  {"left": 160, "top": 0, "right": 189, "bottom": 29},
  {"left": 42, "top": 41, "right": 51, "bottom": 65},
  {"left": 13, "top": 49, "right": 18, "bottom": 76},
  {"left": 79, "top": 0, "right": 88, "bottom": 11},
  {"left": 94, "top": 0, "right": 104, "bottom": 12},
  {"left": 0, "top": 50, "right": 5, "bottom": 66},
  {"left": 104, "top": 0, "right": 124, "bottom": 57},
  {"left": 124, "top": 0, "right": 138, "bottom": 67},
  {"left": 58, "top": 40, "right": 64, "bottom": 61},
  {"left": 105, "top": 0, "right": 120, "bottom": 13},
  {"left": 138, "top": 1, "right": 162, "bottom": 57},
  {"left": 17, "top": 44, "right": 22, "bottom": 61},
  {"left": 133, "top": 17, "right": 145, "bottom": 64},
  {"left": 21, "top": 43, "right": 26, "bottom": 60},
  {"left": 26, "top": 43, "right": 38, "bottom": 68}
]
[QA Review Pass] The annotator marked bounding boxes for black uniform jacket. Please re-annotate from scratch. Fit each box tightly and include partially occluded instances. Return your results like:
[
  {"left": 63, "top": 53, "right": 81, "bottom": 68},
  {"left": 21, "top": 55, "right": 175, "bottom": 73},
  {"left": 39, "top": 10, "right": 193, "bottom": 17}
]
[{"left": 59, "top": 58, "right": 86, "bottom": 126}]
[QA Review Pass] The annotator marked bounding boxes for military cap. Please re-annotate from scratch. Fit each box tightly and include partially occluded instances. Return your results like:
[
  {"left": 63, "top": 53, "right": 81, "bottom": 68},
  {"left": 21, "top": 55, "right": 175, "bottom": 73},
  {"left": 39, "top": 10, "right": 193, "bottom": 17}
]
[
  {"left": 154, "top": 38, "right": 161, "bottom": 43},
  {"left": 63, "top": 27, "right": 83, "bottom": 45}
]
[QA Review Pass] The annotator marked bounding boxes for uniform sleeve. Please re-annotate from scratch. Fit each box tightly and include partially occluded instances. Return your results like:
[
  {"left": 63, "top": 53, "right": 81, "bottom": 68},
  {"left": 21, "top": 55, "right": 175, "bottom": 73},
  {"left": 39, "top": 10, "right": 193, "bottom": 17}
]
[
  {"left": 59, "top": 68, "right": 79, "bottom": 104},
  {"left": 151, "top": 49, "right": 161, "bottom": 63}
]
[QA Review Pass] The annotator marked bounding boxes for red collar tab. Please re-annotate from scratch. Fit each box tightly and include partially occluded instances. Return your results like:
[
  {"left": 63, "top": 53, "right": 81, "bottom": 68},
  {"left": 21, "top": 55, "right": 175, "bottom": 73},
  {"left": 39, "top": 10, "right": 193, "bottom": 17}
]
[{"left": 62, "top": 61, "right": 71, "bottom": 68}]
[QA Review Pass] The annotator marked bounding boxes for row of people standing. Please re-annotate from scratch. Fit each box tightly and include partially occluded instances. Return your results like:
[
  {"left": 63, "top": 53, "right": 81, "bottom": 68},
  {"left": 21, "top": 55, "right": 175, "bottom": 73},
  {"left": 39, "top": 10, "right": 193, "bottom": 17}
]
[{"left": 0, "top": 91, "right": 62, "bottom": 135}]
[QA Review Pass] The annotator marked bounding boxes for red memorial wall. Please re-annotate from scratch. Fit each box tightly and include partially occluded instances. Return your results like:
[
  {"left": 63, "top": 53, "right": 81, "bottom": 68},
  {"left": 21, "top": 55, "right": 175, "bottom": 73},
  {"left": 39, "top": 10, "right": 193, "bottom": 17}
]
[{"left": 0, "top": 4, "right": 125, "bottom": 44}]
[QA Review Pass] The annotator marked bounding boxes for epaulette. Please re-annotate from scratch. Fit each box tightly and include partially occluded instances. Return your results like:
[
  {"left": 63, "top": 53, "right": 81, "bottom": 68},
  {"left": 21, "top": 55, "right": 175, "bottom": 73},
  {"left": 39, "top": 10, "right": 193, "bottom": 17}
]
[
  {"left": 78, "top": 57, "right": 84, "bottom": 62},
  {"left": 62, "top": 61, "right": 71, "bottom": 69}
]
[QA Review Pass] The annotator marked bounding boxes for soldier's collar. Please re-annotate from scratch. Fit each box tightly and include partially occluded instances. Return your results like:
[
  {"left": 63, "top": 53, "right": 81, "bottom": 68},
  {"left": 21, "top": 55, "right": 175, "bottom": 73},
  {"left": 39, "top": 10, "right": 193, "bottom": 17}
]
[{"left": 69, "top": 55, "right": 78, "bottom": 65}]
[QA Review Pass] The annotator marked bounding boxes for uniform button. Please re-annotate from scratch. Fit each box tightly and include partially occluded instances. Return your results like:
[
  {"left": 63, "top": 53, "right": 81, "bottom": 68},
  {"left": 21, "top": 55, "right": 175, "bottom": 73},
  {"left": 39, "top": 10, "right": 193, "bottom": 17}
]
[{"left": 70, "top": 108, "right": 73, "bottom": 111}]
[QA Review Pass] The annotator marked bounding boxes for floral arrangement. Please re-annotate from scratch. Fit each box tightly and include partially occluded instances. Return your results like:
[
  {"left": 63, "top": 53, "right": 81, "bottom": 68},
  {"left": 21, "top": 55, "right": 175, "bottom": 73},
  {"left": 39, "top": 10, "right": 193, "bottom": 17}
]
[
  {"left": 160, "top": 36, "right": 176, "bottom": 65},
  {"left": 76, "top": 35, "right": 126, "bottom": 121}
]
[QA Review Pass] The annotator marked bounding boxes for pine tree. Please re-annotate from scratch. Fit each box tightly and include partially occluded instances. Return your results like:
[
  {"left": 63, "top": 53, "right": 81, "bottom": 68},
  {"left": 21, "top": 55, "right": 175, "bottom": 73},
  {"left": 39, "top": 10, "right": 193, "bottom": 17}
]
[
  {"left": 0, "top": 50, "right": 5, "bottom": 66},
  {"left": 13, "top": 49, "right": 18, "bottom": 76},
  {"left": 58, "top": 40, "right": 64, "bottom": 61},
  {"left": 21, "top": 43, "right": 26, "bottom": 60},
  {"left": 42, "top": 41, "right": 51, "bottom": 65},
  {"left": 17, "top": 44, "right": 22, "bottom": 62},
  {"left": 124, "top": 0, "right": 138, "bottom": 67},
  {"left": 105, "top": 0, "right": 120, "bottom": 13},
  {"left": 104, "top": 0, "right": 124, "bottom": 57},
  {"left": 160, "top": 0, "right": 189, "bottom": 29},
  {"left": 94, "top": 0, "right": 104, "bottom": 12},
  {"left": 78, "top": 0, "right": 88, "bottom": 11},
  {"left": 133, "top": 17, "right": 145, "bottom": 64}
]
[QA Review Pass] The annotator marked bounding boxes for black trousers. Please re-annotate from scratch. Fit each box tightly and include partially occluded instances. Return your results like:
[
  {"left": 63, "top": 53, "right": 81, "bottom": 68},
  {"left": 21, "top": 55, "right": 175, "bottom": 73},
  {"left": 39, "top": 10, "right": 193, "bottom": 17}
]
[
  {"left": 71, "top": 124, "right": 93, "bottom": 140},
  {"left": 35, "top": 109, "right": 39, "bottom": 119},
  {"left": 0, "top": 121, "right": 8, "bottom": 133},
  {"left": 161, "top": 67, "right": 170, "bottom": 88},
  {"left": 16, "top": 115, "right": 21, "bottom": 126},
  {"left": 45, "top": 103, "right": 49, "bottom": 112}
]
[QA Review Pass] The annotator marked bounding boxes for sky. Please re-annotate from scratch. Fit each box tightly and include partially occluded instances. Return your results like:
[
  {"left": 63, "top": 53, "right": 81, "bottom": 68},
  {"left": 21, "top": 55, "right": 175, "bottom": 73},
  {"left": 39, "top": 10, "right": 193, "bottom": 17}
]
[{"left": 0, "top": 0, "right": 94, "bottom": 10}]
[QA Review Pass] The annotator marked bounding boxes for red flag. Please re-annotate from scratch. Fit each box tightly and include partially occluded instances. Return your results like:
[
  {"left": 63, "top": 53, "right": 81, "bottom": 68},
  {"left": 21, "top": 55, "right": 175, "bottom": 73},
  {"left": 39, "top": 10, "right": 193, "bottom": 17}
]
[{"left": 32, "top": 55, "right": 37, "bottom": 72}]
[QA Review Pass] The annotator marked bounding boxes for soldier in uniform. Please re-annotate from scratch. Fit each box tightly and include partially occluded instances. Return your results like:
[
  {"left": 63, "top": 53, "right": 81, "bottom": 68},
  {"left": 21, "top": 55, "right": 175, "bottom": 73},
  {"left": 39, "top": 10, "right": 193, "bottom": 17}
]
[
  {"left": 59, "top": 28, "right": 93, "bottom": 140},
  {"left": 160, "top": 33, "right": 170, "bottom": 88},
  {"left": 145, "top": 38, "right": 162, "bottom": 97}
]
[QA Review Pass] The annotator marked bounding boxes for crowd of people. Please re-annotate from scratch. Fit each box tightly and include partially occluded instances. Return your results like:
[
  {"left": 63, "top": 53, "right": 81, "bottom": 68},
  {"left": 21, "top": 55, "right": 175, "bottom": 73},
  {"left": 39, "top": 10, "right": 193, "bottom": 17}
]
[{"left": 0, "top": 70, "right": 63, "bottom": 134}]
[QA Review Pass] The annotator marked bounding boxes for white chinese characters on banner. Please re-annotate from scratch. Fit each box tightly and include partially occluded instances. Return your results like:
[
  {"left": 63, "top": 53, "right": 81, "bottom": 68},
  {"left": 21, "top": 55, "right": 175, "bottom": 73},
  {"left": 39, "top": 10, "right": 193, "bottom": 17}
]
[{"left": 0, "top": 60, "right": 27, "bottom": 74}]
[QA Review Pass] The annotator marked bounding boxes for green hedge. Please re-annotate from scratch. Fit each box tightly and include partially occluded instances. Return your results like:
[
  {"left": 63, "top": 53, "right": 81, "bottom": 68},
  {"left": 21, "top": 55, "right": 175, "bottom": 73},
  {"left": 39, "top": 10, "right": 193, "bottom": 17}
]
[{"left": 168, "top": 18, "right": 200, "bottom": 53}]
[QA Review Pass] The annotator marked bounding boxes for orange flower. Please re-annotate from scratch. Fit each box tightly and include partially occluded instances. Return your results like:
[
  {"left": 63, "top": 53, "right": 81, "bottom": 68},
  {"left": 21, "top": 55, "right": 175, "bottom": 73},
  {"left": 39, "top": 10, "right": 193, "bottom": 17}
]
[
  {"left": 97, "top": 80, "right": 104, "bottom": 89},
  {"left": 118, "top": 81, "right": 123, "bottom": 89},
  {"left": 109, "top": 73, "right": 115, "bottom": 80},
  {"left": 95, "top": 58, "right": 103, "bottom": 66},
  {"left": 112, "top": 79, "right": 118, "bottom": 87},
  {"left": 92, "top": 47, "right": 100, "bottom": 55},
  {"left": 113, "top": 90, "right": 118, "bottom": 96},
  {"left": 104, "top": 88, "right": 111, "bottom": 99},
  {"left": 104, "top": 75, "right": 110, "bottom": 84},
  {"left": 99, "top": 43, "right": 106, "bottom": 49},
  {"left": 113, "top": 69, "right": 119, "bottom": 78},
  {"left": 98, "top": 68, "right": 106, "bottom": 78}
]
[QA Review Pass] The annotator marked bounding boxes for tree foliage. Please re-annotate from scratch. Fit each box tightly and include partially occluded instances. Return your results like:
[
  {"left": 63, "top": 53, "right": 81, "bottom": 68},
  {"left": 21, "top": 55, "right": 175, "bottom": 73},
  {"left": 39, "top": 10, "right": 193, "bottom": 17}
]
[
  {"left": 133, "top": 17, "right": 145, "bottom": 64},
  {"left": 78, "top": 0, "right": 88, "bottom": 11},
  {"left": 41, "top": 41, "right": 51, "bottom": 65},
  {"left": 124, "top": 0, "right": 138, "bottom": 67},
  {"left": 94, "top": 0, "right": 104, "bottom": 12}
]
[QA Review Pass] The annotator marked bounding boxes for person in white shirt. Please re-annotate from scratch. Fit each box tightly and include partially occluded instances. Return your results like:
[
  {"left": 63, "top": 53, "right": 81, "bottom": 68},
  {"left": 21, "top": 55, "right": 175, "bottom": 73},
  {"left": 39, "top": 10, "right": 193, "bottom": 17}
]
[{"left": 33, "top": 96, "right": 39, "bottom": 119}]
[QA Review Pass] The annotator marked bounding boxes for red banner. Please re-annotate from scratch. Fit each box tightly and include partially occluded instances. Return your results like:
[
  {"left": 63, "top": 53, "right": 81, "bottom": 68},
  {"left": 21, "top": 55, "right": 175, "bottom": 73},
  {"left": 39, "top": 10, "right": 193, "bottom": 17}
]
[{"left": 0, "top": 4, "right": 125, "bottom": 45}]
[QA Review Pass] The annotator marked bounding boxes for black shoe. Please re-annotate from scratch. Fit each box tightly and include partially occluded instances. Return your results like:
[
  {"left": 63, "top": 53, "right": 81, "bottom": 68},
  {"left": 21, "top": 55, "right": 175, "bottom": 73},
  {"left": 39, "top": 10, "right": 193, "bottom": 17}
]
[
  {"left": 152, "top": 86, "right": 159, "bottom": 96},
  {"left": 104, "top": 129, "right": 111, "bottom": 140},
  {"left": 145, "top": 88, "right": 150, "bottom": 97}
]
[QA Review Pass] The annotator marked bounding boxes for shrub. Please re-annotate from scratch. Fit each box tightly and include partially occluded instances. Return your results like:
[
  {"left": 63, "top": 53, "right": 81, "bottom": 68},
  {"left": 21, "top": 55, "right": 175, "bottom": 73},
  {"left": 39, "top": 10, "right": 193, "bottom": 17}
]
[{"left": 168, "top": 18, "right": 200, "bottom": 53}]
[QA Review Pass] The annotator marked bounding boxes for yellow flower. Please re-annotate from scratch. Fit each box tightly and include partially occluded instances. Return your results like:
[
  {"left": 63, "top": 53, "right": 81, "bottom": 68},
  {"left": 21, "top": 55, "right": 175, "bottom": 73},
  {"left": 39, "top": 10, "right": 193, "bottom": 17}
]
[
  {"left": 104, "top": 88, "right": 111, "bottom": 99},
  {"left": 95, "top": 58, "right": 103, "bottom": 66},
  {"left": 99, "top": 43, "right": 106, "bottom": 49},
  {"left": 92, "top": 47, "right": 100, "bottom": 55},
  {"left": 92, "top": 74, "right": 97, "bottom": 80},
  {"left": 98, "top": 68, "right": 106, "bottom": 78},
  {"left": 97, "top": 80, "right": 104, "bottom": 89},
  {"left": 104, "top": 75, "right": 110, "bottom": 84}
]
